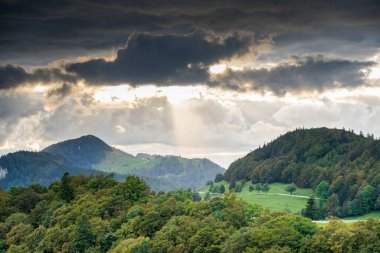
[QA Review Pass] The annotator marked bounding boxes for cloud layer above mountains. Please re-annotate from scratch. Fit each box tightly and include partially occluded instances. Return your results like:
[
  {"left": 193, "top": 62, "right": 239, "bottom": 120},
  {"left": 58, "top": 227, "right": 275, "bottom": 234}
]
[{"left": 0, "top": 0, "right": 379, "bottom": 166}]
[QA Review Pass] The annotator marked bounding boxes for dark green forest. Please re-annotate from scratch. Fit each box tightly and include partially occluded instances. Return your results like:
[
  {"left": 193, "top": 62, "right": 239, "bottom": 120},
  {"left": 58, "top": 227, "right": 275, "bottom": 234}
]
[
  {"left": 0, "top": 151, "right": 97, "bottom": 190},
  {"left": 1, "top": 174, "right": 380, "bottom": 253},
  {"left": 225, "top": 127, "right": 380, "bottom": 218}
]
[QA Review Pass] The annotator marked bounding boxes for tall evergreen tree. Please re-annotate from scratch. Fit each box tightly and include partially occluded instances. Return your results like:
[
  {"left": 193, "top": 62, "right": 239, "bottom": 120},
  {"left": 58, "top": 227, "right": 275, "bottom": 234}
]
[
  {"left": 72, "top": 215, "right": 95, "bottom": 253},
  {"left": 304, "top": 196, "right": 318, "bottom": 220},
  {"left": 59, "top": 172, "right": 75, "bottom": 202},
  {"left": 359, "top": 185, "right": 377, "bottom": 213},
  {"left": 219, "top": 185, "right": 225, "bottom": 194}
]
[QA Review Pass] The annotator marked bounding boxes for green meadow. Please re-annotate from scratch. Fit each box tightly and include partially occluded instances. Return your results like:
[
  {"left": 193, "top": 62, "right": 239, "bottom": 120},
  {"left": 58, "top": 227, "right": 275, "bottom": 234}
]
[
  {"left": 198, "top": 181, "right": 313, "bottom": 213},
  {"left": 93, "top": 151, "right": 161, "bottom": 174}
]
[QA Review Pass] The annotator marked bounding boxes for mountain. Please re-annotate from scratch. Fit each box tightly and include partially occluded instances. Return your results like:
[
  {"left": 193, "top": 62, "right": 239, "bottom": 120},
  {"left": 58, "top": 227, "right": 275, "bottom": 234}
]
[
  {"left": 0, "top": 135, "right": 224, "bottom": 191},
  {"left": 224, "top": 127, "right": 380, "bottom": 217},
  {"left": 43, "top": 135, "right": 116, "bottom": 167},
  {"left": 43, "top": 135, "right": 224, "bottom": 190}
]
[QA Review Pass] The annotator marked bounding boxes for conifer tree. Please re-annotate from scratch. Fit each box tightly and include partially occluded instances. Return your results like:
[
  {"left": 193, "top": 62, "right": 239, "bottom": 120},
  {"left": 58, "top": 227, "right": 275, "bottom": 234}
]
[
  {"left": 72, "top": 215, "right": 95, "bottom": 253},
  {"left": 59, "top": 172, "right": 75, "bottom": 202},
  {"left": 304, "top": 196, "right": 318, "bottom": 220},
  {"left": 219, "top": 184, "right": 226, "bottom": 194}
]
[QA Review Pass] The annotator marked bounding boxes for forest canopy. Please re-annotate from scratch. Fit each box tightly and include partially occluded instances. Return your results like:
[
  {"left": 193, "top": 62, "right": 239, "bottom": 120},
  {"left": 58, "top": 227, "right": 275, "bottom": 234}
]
[{"left": 1, "top": 173, "right": 380, "bottom": 253}]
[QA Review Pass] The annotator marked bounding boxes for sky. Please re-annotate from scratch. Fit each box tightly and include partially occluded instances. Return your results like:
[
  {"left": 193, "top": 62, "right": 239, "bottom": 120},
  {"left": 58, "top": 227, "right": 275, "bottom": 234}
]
[{"left": 0, "top": 0, "right": 380, "bottom": 168}]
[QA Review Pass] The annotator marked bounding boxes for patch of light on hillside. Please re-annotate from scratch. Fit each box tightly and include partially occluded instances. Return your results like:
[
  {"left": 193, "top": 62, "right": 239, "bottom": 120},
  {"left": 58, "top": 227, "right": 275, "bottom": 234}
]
[{"left": 0, "top": 167, "right": 8, "bottom": 179}]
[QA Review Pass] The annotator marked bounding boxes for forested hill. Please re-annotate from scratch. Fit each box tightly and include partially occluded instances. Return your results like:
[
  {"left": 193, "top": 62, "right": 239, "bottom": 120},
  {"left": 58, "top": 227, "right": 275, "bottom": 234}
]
[{"left": 224, "top": 127, "right": 380, "bottom": 217}]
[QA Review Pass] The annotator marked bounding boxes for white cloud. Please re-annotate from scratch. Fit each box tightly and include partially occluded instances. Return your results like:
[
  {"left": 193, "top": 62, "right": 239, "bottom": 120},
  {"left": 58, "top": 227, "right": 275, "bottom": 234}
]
[
  {"left": 1, "top": 85, "right": 380, "bottom": 167},
  {"left": 115, "top": 125, "right": 126, "bottom": 133}
]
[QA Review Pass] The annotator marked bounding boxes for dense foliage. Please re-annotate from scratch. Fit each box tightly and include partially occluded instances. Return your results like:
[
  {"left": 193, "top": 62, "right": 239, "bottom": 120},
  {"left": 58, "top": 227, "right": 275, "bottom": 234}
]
[
  {"left": 0, "top": 151, "right": 96, "bottom": 190},
  {"left": 0, "top": 135, "right": 224, "bottom": 192},
  {"left": 225, "top": 127, "right": 380, "bottom": 218},
  {"left": 1, "top": 174, "right": 379, "bottom": 253}
]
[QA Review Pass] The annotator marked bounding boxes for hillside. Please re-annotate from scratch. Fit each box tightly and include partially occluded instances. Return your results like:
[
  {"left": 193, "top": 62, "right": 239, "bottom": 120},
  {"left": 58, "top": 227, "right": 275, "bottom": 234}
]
[
  {"left": 224, "top": 127, "right": 380, "bottom": 217},
  {"left": 95, "top": 154, "right": 225, "bottom": 189},
  {"left": 0, "top": 135, "right": 224, "bottom": 191},
  {"left": 0, "top": 151, "right": 96, "bottom": 190},
  {"left": 144, "top": 156, "right": 225, "bottom": 189}
]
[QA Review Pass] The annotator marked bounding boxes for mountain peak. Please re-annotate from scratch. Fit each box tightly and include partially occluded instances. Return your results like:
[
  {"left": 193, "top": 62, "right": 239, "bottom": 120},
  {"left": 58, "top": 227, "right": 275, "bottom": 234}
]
[
  {"left": 43, "top": 135, "right": 113, "bottom": 167},
  {"left": 79, "top": 134, "right": 102, "bottom": 139},
  {"left": 44, "top": 134, "right": 111, "bottom": 149},
  {"left": 74, "top": 134, "right": 108, "bottom": 143}
]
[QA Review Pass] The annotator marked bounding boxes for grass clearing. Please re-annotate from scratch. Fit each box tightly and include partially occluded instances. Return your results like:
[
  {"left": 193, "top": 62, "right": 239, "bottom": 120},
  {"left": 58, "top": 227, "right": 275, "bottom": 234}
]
[{"left": 199, "top": 181, "right": 313, "bottom": 213}]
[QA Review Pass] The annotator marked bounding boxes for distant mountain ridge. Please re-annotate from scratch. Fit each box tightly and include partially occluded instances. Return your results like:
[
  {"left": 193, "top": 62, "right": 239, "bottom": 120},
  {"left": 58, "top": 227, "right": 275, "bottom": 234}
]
[{"left": 0, "top": 135, "right": 224, "bottom": 191}]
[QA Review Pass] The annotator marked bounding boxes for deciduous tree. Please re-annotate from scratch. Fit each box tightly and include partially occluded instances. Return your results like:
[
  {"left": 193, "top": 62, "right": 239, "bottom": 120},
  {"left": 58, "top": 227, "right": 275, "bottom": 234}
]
[{"left": 285, "top": 184, "right": 296, "bottom": 196}]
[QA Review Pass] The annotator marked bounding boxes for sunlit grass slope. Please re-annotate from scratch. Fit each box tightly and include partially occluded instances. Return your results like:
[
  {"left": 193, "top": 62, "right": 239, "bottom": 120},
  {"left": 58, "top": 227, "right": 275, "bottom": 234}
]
[
  {"left": 199, "top": 181, "right": 313, "bottom": 213},
  {"left": 93, "top": 150, "right": 160, "bottom": 174}
]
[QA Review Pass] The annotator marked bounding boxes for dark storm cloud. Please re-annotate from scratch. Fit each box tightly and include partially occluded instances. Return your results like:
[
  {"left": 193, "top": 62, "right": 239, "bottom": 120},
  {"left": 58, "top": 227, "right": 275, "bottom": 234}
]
[
  {"left": 1, "top": 0, "right": 379, "bottom": 65},
  {"left": 0, "top": 65, "right": 76, "bottom": 89},
  {"left": 0, "top": 0, "right": 379, "bottom": 93},
  {"left": 67, "top": 32, "right": 374, "bottom": 93},
  {"left": 213, "top": 56, "right": 375, "bottom": 94},
  {"left": 66, "top": 32, "right": 252, "bottom": 85}
]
